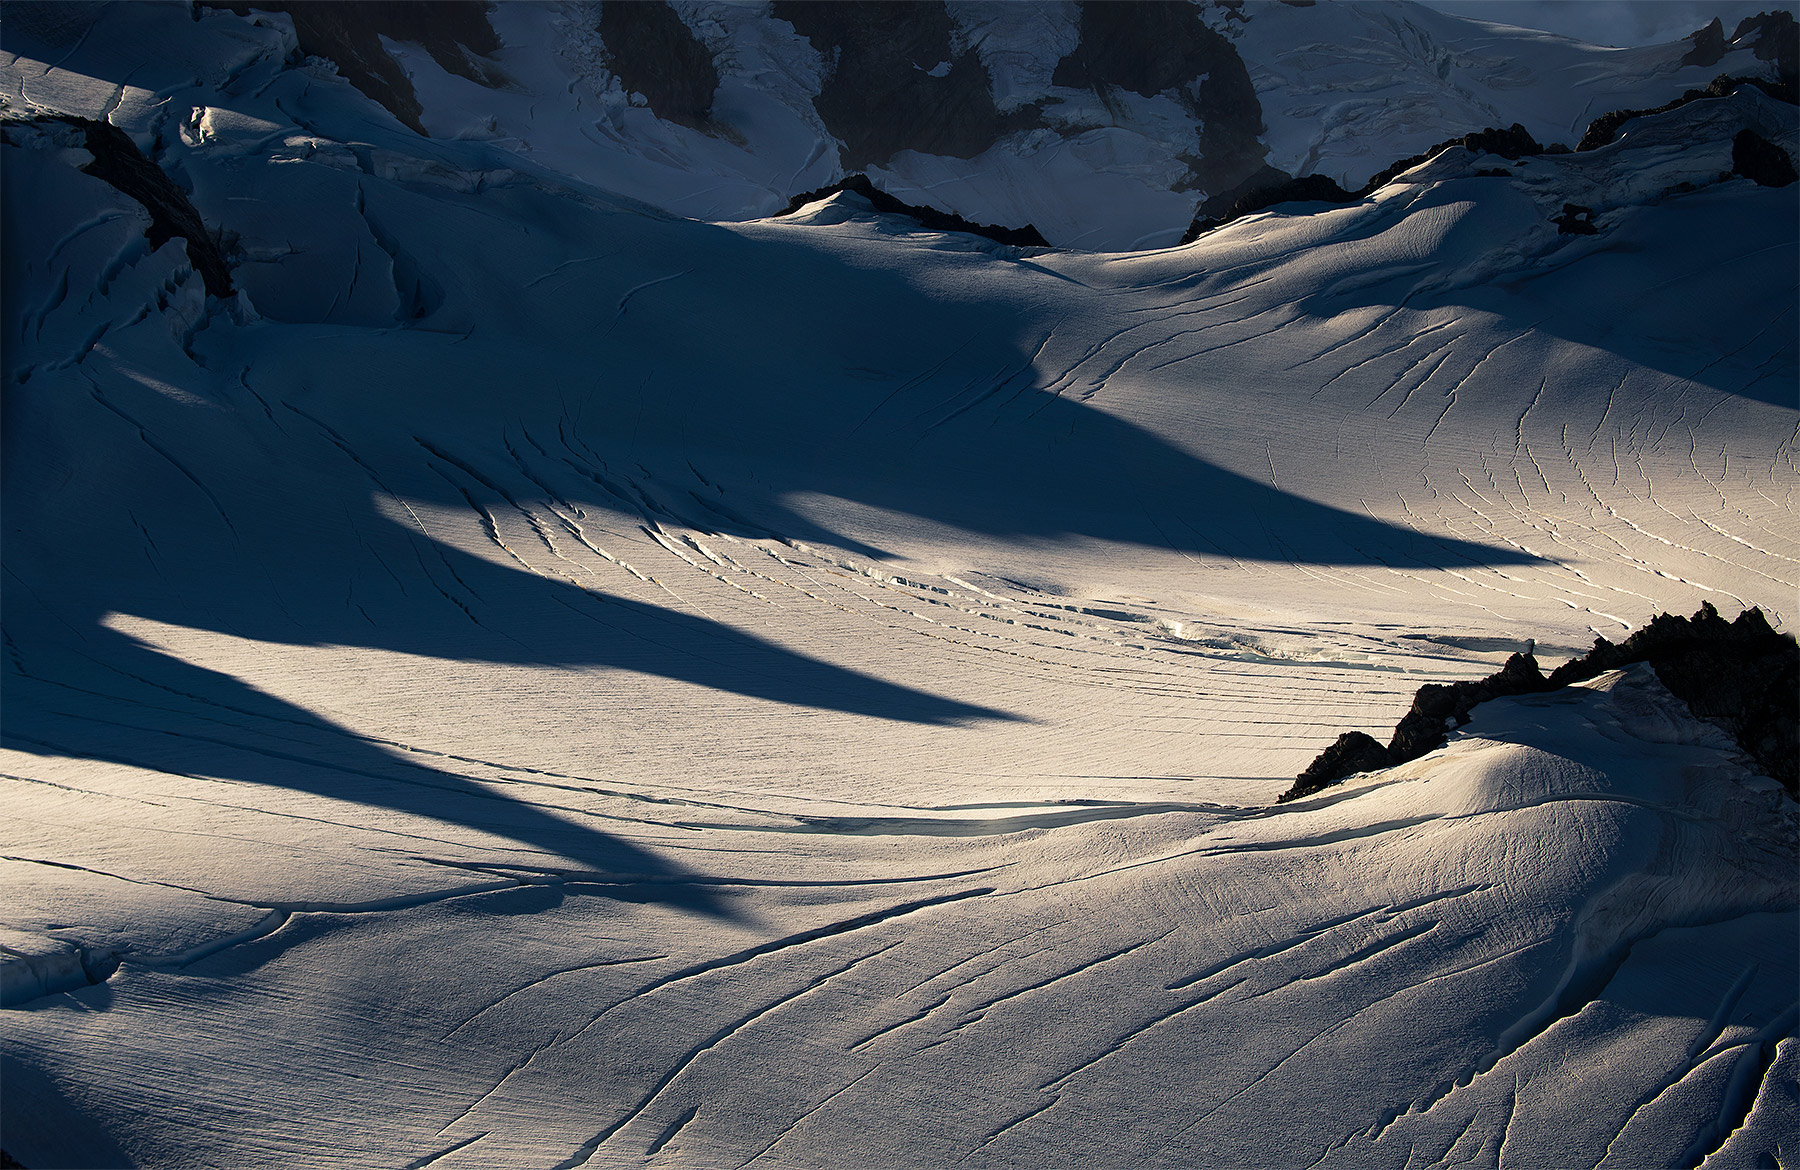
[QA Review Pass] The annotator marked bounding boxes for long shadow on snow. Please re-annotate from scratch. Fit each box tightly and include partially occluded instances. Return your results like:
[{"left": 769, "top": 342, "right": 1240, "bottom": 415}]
[
  {"left": 1, "top": 333, "right": 1016, "bottom": 906},
  {"left": 0, "top": 77, "right": 1555, "bottom": 898},
  {"left": 180, "top": 180, "right": 1550, "bottom": 574},
  {"left": 3, "top": 7, "right": 1548, "bottom": 568},
  {"left": 1, "top": 609, "right": 738, "bottom": 916},
  {"left": 0, "top": 493, "right": 1004, "bottom": 916}
]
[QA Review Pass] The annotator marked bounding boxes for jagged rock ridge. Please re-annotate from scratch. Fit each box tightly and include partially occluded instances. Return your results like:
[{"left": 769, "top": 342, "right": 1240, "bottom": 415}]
[
  {"left": 1183, "top": 122, "right": 1565, "bottom": 241},
  {"left": 779, "top": 173, "right": 1049, "bottom": 247},
  {"left": 1576, "top": 70, "right": 1798, "bottom": 152},
  {"left": 1281, "top": 604, "right": 1799, "bottom": 803},
  {"left": 1184, "top": 71, "right": 1799, "bottom": 240}
]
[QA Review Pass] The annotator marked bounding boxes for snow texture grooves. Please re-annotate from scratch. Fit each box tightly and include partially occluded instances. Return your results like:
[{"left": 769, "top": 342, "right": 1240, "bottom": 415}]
[
  {"left": 554, "top": 945, "right": 899, "bottom": 1166},
  {"left": 572, "top": 888, "right": 994, "bottom": 1035},
  {"left": 401, "top": 1132, "right": 489, "bottom": 1169},
  {"left": 1677, "top": 1004, "right": 1799, "bottom": 1168},
  {"left": 2, "top": 18, "right": 1796, "bottom": 1167}
]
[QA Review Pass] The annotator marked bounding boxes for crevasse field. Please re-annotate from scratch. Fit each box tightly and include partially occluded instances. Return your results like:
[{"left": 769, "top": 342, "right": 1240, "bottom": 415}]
[{"left": 2, "top": 4, "right": 1796, "bottom": 1168}]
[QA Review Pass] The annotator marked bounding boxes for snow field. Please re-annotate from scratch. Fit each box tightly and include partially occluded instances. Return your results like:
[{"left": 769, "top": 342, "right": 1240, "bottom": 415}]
[{"left": 2, "top": 5, "right": 1796, "bottom": 1166}]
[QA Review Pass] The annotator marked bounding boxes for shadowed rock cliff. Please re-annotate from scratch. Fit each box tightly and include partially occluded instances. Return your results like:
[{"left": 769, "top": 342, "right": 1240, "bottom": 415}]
[
  {"left": 774, "top": 0, "right": 1040, "bottom": 170},
  {"left": 1280, "top": 604, "right": 1798, "bottom": 803}
]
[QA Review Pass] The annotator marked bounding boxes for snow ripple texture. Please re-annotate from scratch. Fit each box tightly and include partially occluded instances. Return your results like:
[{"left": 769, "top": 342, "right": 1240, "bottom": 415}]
[{"left": 0, "top": 4, "right": 1795, "bottom": 1168}]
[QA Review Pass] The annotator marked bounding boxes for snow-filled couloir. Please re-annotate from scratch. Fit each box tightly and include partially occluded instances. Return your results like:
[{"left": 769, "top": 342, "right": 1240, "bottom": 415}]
[{"left": 1, "top": 2, "right": 1796, "bottom": 1167}]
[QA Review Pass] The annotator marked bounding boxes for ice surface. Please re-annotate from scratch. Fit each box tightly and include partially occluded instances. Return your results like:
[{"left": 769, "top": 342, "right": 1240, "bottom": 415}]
[{"left": 1, "top": 3, "right": 1795, "bottom": 1167}]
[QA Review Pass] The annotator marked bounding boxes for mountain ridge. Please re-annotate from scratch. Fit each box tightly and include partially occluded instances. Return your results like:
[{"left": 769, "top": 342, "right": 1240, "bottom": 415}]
[{"left": 140, "top": 0, "right": 1800, "bottom": 251}]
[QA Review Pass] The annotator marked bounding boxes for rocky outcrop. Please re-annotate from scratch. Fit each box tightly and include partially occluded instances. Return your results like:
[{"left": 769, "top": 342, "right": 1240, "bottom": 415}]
[
  {"left": 1553, "top": 202, "right": 1598, "bottom": 234},
  {"left": 1376, "top": 650, "right": 1557, "bottom": 772},
  {"left": 1182, "top": 123, "right": 1546, "bottom": 241},
  {"left": 1575, "top": 72, "right": 1796, "bottom": 152},
  {"left": 597, "top": 0, "right": 720, "bottom": 132},
  {"left": 1683, "top": 17, "right": 1728, "bottom": 69},
  {"left": 773, "top": 0, "right": 1039, "bottom": 171},
  {"left": 1287, "top": 732, "right": 1392, "bottom": 798},
  {"left": 1733, "top": 9, "right": 1799, "bottom": 93},
  {"left": 1361, "top": 123, "right": 1549, "bottom": 193},
  {"left": 1544, "top": 604, "right": 1797, "bottom": 791},
  {"left": 207, "top": 1, "right": 505, "bottom": 136},
  {"left": 1279, "top": 604, "right": 1798, "bottom": 803},
  {"left": 1055, "top": 1, "right": 1269, "bottom": 207},
  {"left": 4, "top": 116, "right": 233, "bottom": 297},
  {"left": 779, "top": 173, "right": 1048, "bottom": 247},
  {"left": 1181, "top": 172, "right": 1355, "bottom": 241},
  {"left": 1732, "top": 128, "right": 1799, "bottom": 185}
]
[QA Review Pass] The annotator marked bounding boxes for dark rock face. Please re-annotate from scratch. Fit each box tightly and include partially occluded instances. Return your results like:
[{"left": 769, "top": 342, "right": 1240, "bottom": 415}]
[
  {"left": 773, "top": 0, "right": 1038, "bottom": 171},
  {"left": 1543, "top": 604, "right": 1797, "bottom": 794},
  {"left": 1054, "top": 1, "right": 1269, "bottom": 199},
  {"left": 209, "top": 1, "right": 504, "bottom": 136},
  {"left": 1732, "top": 128, "right": 1799, "bottom": 185},
  {"left": 1683, "top": 17, "right": 1727, "bottom": 69},
  {"left": 1383, "top": 651, "right": 1554, "bottom": 767},
  {"left": 1053, "top": 0, "right": 1217, "bottom": 104},
  {"left": 1360, "top": 122, "right": 1544, "bottom": 193},
  {"left": 1453, "top": 123, "right": 1544, "bottom": 161},
  {"left": 780, "top": 173, "right": 1048, "bottom": 247},
  {"left": 1553, "top": 202, "right": 1598, "bottom": 234},
  {"left": 1576, "top": 73, "right": 1797, "bottom": 153},
  {"left": 1281, "top": 604, "right": 1799, "bottom": 804},
  {"left": 9, "top": 116, "right": 234, "bottom": 297},
  {"left": 1181, "top": 171, "right": 1354, "bottom": 242},
  {"left": 1283, "top": 732, "right": 1393, "bottom": 801},
  {"left": 1733, "top": 10, "right": 1799, "bottom": 93},
  {"left": 597, "top": 0, "right": 720, "bottom": 131}
]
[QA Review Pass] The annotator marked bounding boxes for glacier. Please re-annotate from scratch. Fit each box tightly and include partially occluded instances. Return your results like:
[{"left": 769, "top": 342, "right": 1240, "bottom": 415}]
[{"left": 1, "top": 2, "right": 1795, "bottom": 1167}]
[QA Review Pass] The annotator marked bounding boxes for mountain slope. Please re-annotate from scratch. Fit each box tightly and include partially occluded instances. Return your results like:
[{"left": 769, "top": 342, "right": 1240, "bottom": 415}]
[
  {"left": 0, "top": 4, "right": 1795, "bottom": 1167},
  {"left": 27, "top": 0, "right": 1782, "bottom": 250}
]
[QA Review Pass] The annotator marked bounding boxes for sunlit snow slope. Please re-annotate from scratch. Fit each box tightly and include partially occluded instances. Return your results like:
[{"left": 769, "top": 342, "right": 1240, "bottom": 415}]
[{"left": 2, "top": 4, "right": 1796, "bottom": 1169}]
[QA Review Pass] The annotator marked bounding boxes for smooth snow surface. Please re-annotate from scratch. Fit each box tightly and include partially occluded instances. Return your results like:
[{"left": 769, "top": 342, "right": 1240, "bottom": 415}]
[{"left": 2, "top": 4, "right": 1796, "bottom": 1168}]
